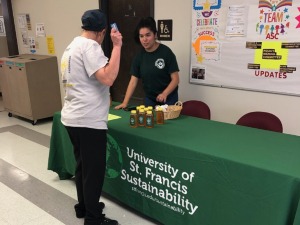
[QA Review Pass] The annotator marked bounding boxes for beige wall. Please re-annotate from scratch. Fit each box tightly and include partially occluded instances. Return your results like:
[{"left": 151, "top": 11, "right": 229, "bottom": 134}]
[
  {"left": 9, "top": 0, "right": 300, "bottom": 136},
  {"left": 11, "top": 0, "right": 99, "bottom": 101},
  {"left": 11, "top": 0, "right": 98, "bottom": 61}
]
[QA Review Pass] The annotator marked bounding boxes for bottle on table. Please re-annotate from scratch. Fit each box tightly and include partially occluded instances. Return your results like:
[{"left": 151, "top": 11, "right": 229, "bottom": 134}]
[
  {"left": 139, "top": 105, "right": 145, "bottom": 112},
  {"left": 147, "top": 106, "right": 153, "bottom": 112},
  {"left": 138, "top": 108, "right": 146, "bottom": 126},
  {"left": 145, "top": 111, "right": 154, "bottom": 128},
  {"left": 156, "top": 107, "right": 164, "bottom": 124},
  {"left": 130, "top": 110, "right": 138, "bottom": 128}
]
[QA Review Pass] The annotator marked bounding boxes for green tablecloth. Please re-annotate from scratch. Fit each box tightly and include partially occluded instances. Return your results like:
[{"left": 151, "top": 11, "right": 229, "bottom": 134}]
[{"left": 48, "top": 104, "right": 300, "bottom": 225}]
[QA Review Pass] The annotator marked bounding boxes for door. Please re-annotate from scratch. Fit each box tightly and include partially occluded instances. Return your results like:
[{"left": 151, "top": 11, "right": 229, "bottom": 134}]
[{"left": 102, "top": 0, "right": 154, "bottom": 106}]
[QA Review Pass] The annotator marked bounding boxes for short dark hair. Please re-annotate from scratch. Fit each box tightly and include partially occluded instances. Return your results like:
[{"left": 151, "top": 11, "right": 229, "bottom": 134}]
[{"left": 134, "top": 17, "right": 157, "bottom": 44}]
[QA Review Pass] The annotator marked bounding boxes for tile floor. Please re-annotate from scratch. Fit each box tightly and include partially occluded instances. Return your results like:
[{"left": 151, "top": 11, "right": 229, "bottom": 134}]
[{"left": 0, "top": 95, "right": 160, "bottom": 225}]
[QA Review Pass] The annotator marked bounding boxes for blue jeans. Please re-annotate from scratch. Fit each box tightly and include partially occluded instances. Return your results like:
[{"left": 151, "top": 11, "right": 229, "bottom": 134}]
[{"left": 144, "top": 91, "right": 178, "bottom": 107}]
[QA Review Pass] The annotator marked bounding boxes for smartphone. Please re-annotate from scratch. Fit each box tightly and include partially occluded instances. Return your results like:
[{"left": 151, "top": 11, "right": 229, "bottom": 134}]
[{"left": 110, "top": 23, "right": 118, "bottom": 31}]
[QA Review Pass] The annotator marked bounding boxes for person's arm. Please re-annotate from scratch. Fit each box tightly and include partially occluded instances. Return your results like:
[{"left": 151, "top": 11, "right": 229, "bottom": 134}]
[
  {"left": 114, "top": 76, "right": 139, "bottom": 109},
  {"left": 156, "top": 71, "right": 179, "bottom": 103},
  {"left": 95, "top": 28, "right": 122, "bottom": 86}
]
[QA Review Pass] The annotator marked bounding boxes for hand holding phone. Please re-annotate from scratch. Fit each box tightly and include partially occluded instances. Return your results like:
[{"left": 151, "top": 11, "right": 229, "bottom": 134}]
[
  {"left": 110, "top": 22, "right": 122, "bottom": 47},
  {"left": 110, "top": 23, "right": 118, "bottom": 31}
]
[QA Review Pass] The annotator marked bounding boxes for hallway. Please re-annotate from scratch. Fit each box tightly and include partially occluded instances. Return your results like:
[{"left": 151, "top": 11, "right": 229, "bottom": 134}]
[{"left": 0, "top": 95, "right": 159, "bottom": 225}]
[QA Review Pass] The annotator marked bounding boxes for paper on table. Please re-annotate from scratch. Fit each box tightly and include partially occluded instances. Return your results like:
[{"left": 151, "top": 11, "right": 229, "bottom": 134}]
[{"left": 108, "top": 114, "right": 121, "bottom": 121}]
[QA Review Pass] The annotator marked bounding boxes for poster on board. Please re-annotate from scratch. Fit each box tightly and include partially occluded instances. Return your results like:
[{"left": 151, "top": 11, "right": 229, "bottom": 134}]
[{"left": 190, "top": 0, "right": 300, "bottom": 96}]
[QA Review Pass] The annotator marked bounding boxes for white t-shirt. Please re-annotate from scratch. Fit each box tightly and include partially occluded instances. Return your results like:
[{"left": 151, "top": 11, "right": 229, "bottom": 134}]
[{"left": 61, "top": 36, "right": 109, "bottom": 129}]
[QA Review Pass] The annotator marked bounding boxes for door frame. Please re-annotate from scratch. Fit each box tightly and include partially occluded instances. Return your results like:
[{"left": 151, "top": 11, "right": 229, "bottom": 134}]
[
  {"left": 1, "top": 0, "right": 19, "bottom": 55},
  {"left": 99, "top": 0, "right": 154, "bottom": 57}
]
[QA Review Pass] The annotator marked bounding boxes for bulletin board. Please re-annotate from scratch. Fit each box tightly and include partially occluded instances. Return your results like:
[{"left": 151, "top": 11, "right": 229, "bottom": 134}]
[{"left": 190, "top": 0, "right": 300, "bottom": 96}]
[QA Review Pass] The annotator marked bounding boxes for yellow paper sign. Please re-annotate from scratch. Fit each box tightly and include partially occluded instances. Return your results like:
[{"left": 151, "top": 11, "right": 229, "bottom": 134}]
[
  {"left": 108, "top": 114, "right": 121, "bottom": 121},
  {"left": 254, "top": 42, "right": 288, "bottom": 70},
  {"left": 47, "top": 36, "right": 56, "bottom": 55}
]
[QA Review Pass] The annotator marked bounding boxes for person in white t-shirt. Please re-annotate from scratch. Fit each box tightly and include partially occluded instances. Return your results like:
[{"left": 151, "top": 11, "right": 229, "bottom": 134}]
[{"left": 60, "top": 9, "right": 122, "bottom": 225}]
